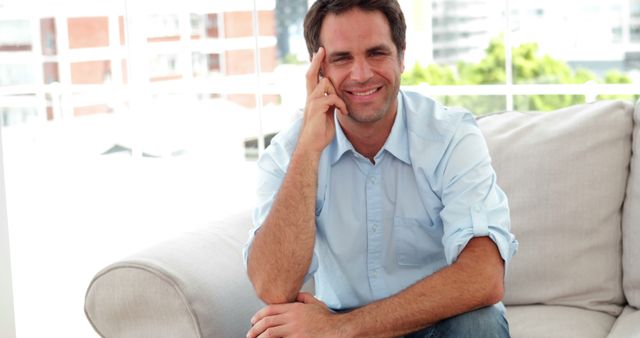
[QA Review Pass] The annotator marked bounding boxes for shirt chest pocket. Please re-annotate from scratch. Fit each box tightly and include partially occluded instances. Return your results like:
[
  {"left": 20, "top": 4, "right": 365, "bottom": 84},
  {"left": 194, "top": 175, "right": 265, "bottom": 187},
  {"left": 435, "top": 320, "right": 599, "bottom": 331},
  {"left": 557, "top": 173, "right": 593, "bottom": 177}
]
[{"left": 393, "top": 216, "right": 443, "bottom": 266}]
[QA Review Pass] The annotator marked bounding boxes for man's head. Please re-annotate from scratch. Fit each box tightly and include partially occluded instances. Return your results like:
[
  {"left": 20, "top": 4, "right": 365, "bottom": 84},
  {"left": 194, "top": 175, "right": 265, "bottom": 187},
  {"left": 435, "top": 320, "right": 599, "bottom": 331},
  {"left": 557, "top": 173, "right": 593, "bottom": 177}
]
[
  {"left": 304, "top": 0, "right": 406, "bottom": 61},
  {"left": 303, "top": 0, "right": 406, "bottom": 126}
]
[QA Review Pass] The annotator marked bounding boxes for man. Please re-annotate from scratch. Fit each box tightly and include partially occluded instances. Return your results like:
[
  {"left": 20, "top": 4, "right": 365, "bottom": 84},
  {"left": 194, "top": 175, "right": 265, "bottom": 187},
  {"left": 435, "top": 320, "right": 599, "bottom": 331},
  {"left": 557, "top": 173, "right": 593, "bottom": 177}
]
[{"left": 243, "top": 0, "right": 518, "bottom": 337}]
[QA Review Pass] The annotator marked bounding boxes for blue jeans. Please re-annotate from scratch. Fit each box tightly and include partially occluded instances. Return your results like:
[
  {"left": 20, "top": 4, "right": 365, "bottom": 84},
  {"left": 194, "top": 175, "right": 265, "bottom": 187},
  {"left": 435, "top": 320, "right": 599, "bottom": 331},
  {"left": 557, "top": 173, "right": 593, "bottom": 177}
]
[{"left": 404, "top": 305, "right": 510, "bottom": 338}]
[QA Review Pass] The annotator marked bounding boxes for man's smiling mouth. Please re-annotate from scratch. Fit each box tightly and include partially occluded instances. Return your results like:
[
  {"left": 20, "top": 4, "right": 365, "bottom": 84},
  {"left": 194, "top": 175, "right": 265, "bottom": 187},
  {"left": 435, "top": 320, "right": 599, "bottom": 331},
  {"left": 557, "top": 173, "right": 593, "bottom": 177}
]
[{"left": 347, "top": 86, "right": 381, "bottom": 96}]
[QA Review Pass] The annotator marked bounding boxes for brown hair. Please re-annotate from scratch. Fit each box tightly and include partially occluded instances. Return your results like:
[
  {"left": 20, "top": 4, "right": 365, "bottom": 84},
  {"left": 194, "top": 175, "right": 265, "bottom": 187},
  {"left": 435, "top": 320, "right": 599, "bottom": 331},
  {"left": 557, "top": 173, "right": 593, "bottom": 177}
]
[{"left": 303, "top": 0, "right": 406, "bottom": 59}]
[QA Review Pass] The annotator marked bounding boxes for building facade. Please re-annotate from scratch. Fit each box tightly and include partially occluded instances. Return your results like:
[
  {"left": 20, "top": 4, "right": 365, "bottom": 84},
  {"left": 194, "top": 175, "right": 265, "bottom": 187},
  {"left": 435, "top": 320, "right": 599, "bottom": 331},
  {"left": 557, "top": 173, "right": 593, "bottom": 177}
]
[{"left": 0, "top": 1, "right": 278, "bottom": 126}]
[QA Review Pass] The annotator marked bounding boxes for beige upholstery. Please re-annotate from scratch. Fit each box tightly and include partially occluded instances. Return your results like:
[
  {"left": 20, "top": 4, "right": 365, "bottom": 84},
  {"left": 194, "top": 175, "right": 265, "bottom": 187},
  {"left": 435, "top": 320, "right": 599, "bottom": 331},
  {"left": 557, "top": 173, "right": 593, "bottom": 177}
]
[
  {"left": 477, "top": 101, "right": 633, "bottom": 316},
  {"left": 505, "top": 305, "right": 617, "bottom": 338},
  {"left": 85, "top": 99, "right": 640, "bottom": 337},
  {"left": 623, "top": 99, "right": 640, "bottom": 309},
  {"left": 609, "top": 306, "right": 640, "bottom": 338},
  {"left": 85, "top": 265, "right": 200, "bottom": 338},
  {"left": 85, "top": 211, "right": 263, "bottom": 338}
]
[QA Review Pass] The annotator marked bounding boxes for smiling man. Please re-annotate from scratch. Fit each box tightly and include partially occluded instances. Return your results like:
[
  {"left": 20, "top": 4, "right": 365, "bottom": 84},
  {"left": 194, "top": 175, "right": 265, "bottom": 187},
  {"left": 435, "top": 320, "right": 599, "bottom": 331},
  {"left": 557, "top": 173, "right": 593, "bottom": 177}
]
[{"left": 243, "top": 1, "right": 518, "bottom": 337}]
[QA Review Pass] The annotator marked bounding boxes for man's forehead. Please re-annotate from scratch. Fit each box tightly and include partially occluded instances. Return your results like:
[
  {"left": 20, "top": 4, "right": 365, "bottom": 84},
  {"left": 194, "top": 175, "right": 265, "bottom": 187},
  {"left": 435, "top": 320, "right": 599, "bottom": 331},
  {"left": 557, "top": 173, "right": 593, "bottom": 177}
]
[{"left": 319, "top": 8, "right": 394, "bottom": 51}]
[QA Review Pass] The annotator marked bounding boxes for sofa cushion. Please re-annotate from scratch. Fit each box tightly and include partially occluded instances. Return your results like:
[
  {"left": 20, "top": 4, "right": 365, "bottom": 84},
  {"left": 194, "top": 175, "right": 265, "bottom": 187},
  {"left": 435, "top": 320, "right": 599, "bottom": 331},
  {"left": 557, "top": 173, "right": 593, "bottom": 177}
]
[
  {"left": 506, "top": 305, "right": 616, "bottom": 338},
  {"left": 623, "top": 99, "right": 640, "bottom": 308},
  {"left": 478, "top": 101, "right": 634, "bottom": 316},
  {"left": 607, "top": 306, "right": 640, "bottom": 338}
]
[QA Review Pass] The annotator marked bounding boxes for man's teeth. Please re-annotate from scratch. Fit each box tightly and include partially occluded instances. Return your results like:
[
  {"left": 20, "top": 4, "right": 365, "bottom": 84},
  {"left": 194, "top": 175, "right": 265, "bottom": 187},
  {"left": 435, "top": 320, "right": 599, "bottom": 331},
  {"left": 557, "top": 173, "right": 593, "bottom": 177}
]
[{"left": 352, "top": 88, "right": 377, "bottom": 96}]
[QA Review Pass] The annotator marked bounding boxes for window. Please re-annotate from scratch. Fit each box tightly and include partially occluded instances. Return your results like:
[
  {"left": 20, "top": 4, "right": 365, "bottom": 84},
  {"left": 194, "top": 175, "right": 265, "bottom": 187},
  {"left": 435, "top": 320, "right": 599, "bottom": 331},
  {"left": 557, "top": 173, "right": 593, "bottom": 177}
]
[
  {"left": 0, "top": 0, "right": 637, "bottom": 336},
  {"left": 401, "top": 0, "right": 638, "bottom": 114}
]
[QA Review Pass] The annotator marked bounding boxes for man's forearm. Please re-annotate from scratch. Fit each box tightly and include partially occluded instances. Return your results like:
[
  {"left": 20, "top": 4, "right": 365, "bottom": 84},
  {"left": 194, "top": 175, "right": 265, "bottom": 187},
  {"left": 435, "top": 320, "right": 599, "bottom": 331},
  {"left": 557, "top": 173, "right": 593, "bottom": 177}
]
[
  {"left": 247, "top": 147, "right": 321, "bottom": 304},
  {"left": 337, "top": 237, "right": 505, "bottom": 338}
]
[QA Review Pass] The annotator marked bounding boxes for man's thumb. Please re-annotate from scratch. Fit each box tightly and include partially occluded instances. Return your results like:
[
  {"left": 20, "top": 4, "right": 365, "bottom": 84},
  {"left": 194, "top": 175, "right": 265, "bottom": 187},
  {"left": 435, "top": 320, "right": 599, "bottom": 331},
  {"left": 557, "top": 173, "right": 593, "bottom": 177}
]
[{"left": 296, "top": 292, "right": 320, "bottom": 304}]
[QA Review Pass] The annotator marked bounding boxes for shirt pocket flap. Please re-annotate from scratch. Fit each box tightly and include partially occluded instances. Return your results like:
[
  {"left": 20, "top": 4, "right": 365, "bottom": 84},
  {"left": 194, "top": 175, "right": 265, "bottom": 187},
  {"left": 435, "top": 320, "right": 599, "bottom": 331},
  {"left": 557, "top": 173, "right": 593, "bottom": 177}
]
[{"left": 393, "top": 216, "right": 443, "bottom": 266}]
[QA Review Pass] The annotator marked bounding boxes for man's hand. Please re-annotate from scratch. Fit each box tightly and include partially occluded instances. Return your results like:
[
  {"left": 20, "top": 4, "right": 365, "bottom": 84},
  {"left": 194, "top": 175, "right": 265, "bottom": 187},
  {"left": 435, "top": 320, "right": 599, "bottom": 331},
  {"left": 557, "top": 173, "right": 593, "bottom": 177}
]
[
  {"left": 246, "top": 292, "right": 345, "bottom": 338},
  {"left": 297, "top": 47, "right": 348, "bottom": 155}
]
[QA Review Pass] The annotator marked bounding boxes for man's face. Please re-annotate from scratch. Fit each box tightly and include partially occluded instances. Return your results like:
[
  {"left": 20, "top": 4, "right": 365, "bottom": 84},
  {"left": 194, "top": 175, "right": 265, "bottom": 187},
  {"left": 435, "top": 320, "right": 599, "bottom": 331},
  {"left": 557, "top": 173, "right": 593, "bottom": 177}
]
[{"left": 319, "top": 8, "right": 404, "bottom": 124}]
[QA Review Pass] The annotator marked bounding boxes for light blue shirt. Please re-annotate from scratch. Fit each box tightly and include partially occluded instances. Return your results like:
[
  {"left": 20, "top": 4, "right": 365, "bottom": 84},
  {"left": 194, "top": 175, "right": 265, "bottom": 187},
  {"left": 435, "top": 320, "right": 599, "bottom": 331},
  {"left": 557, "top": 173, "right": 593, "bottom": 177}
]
[{"left": 244, "top": 90, "right": 518, "bottom": 311}]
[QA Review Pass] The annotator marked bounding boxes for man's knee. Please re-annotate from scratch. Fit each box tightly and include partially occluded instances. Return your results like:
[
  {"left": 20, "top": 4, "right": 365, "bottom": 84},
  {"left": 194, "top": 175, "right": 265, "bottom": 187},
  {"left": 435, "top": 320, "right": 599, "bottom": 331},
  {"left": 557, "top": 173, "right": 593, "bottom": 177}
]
[{"left": 436, "top": 305, "right": 509, "bottom": 338}]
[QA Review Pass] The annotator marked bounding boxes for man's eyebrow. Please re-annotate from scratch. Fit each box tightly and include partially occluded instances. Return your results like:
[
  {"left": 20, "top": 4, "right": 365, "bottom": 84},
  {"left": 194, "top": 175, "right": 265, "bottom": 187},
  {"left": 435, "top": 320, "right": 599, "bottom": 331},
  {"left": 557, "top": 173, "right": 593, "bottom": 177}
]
[
  {"left": 327, "top": 51, "right": 351, "bottom": 61},
  {"left": 327, "top": 45, "right": 393, "bottom": 61},
  {"left": 367, "top": 44, "right": 393, "bottom": 54}
]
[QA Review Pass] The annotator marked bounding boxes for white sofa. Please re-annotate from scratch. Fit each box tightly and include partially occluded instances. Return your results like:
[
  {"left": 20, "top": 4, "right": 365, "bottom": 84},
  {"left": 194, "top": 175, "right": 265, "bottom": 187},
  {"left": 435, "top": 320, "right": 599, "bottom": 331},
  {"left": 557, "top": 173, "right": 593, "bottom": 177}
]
[{"left": 85, "top": 99, "right": 640, "bottom": 338}]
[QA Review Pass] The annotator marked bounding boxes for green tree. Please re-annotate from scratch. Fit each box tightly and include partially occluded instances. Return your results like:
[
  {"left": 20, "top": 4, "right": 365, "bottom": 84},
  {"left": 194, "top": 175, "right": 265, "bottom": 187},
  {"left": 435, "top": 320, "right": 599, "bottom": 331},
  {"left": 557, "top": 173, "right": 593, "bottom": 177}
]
[
  {"left": 401, "top": 36, "right": 637, "bottom": 114},
  {"left": 599, "top": 70, "right": 636, "bottom": 101},
  {"left": 401, "top": 63, "right": 456, "bottom": 85}
]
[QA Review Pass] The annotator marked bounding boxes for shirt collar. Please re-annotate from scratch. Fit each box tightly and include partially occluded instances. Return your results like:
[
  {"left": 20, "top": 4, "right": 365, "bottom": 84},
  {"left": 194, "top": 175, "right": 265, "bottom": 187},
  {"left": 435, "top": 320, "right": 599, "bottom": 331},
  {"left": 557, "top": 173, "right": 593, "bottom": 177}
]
[
  {"left": 382, "top": 93, "right": 410, "bottom": 165},
  {"left": 330, "top": 111, "right": 354, "bottom": 165},
  {"left": 329, "top": 93, "right": 410, "bottom": 165}
]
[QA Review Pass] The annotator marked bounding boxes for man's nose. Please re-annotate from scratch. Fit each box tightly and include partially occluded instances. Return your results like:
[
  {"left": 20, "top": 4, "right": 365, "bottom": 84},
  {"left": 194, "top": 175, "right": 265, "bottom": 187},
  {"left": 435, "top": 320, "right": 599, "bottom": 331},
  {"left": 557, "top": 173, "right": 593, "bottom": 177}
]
[{"left": 350, "top": 58, "right": 373, "bottom": 82}]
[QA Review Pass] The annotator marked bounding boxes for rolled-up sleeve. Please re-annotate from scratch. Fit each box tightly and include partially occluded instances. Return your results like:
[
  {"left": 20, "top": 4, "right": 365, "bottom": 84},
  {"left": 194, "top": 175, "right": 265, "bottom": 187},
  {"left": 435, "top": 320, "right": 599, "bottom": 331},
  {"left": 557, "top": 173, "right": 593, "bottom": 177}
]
[
  {"left": 241, "top": 125, "right": 319, "bottom": 281},
  {"left": 438, "top": 119, "right": 518, "bottom": 268},
  {"left": 242, "top": 140, "right": 286, "bottom": 269}
]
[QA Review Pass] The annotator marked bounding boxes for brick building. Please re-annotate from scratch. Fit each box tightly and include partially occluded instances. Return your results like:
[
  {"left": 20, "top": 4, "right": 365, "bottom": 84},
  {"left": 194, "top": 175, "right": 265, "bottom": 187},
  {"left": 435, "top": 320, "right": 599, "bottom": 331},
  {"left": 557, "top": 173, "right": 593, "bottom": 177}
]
[{"left": 0, "top": 2, "right": 278, "bottom": 124}]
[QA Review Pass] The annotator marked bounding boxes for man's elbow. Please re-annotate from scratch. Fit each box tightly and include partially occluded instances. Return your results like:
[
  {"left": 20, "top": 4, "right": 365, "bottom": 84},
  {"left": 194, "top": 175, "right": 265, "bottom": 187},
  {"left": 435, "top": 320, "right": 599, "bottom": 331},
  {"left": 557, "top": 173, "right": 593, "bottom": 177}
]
[
  {"left": 253, "top": 283, "right": 298, "bottom": 304},
  {"left": 480, "top": 265, "right": 505, "bottom": 306},
  {"left": 483, "top": 277, "right": 505, "bottom": 305},
  {"left": 248, "top": 268, "right": 297, "bottom": 304}
]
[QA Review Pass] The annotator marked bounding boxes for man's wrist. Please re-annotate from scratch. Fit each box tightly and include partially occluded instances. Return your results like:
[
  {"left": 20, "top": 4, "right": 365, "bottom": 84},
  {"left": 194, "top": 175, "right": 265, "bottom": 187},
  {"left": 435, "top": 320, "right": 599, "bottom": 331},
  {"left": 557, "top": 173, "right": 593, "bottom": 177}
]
[
  {"left": 292, "top": 141, "right": 324, "bottom": 163},
  {"left": 333, "top": 311, "right": 359, "bottom": 338}
]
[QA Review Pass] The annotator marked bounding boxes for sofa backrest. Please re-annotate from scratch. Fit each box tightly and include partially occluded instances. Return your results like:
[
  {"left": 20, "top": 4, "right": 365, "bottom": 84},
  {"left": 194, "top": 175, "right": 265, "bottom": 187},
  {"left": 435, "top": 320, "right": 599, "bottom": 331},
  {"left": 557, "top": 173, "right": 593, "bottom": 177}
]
[
  {"left": 622, "top": 99, "right": 640, "bottom": 309},
  {"left": 478, "top": 100, "right": 635, "bottom": 316}
]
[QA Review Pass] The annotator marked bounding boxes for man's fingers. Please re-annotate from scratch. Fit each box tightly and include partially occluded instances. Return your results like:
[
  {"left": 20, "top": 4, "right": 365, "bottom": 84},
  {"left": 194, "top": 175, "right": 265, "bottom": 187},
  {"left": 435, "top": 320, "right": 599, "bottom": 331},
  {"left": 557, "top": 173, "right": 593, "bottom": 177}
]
[
  {"left": 309, "top": 77, "right": 337, "bottom": 99},
  {"left": 297, "top": 292, "right": 321, "bottom": 305},
  {"left": 308, "top": 94, "right": 348, "bottom": 118},
  {"left": 250, "top": 304, "right": 287, "bottom": 325},
  {"left": 306, "top": 47, "right": 325, "bottom": 95},
  {"left": 334, "top": 96, "right": 348, "bottom": 116},
  {"left": 256, "top": 326, "right": 287, "bottom": 338},
  {"left": 247, "top": 314, "right": 286, "bottom": 338}
]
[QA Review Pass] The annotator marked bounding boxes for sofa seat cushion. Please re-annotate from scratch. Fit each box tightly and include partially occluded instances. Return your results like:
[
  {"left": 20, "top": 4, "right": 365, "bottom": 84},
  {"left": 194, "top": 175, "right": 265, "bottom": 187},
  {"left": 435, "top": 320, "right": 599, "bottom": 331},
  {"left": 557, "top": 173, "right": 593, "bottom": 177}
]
[
  {"left": 506, "top": 305, "right": 616, "bottom": 338},
  {"left": 608, "top": 306, "right": 640, "bottom": 338},
  {"left": 478, "top": 101, "right": 634, "bottom": 316}
]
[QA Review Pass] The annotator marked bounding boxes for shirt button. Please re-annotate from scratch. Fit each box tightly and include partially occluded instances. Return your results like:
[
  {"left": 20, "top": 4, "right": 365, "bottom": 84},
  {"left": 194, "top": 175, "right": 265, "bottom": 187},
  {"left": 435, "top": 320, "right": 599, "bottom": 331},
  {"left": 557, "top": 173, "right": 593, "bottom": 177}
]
[
  {"left": 474, "top": 205, "right": 482, "bottom": 212},
  {"left": 372, "top": 224, "right": 378, "bottom": 232},
  {"left": 370, "top": 177, "right": 377, "bottom": 184},
  {"left": 372, "top": 270, "right": 379, "bottom": 278}
]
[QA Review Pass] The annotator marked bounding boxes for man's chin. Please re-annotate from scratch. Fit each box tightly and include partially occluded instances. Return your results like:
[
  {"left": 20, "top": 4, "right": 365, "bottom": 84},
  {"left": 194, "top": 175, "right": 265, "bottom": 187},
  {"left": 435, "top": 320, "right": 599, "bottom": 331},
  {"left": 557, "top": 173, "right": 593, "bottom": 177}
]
[{"left": 345, "top": 109, "right": 386, "bottom": 124}]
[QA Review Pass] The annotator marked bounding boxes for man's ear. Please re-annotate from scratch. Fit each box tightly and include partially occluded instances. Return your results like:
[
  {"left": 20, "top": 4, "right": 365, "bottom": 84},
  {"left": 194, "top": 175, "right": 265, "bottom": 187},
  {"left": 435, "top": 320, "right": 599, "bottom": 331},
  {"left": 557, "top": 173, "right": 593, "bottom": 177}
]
[{"left": 400, "top": 49, "right": 406, "bottom": 72}]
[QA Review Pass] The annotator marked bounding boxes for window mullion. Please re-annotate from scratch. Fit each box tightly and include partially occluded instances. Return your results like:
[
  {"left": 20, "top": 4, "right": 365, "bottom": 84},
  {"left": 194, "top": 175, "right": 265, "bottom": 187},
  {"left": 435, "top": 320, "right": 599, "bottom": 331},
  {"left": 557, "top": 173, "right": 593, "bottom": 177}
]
[
  {"left": 504, "top": 0, "right": 514, "bottom": 111},
  {"left": 252, "top": 0, "right": 265, "bottom": 155}
]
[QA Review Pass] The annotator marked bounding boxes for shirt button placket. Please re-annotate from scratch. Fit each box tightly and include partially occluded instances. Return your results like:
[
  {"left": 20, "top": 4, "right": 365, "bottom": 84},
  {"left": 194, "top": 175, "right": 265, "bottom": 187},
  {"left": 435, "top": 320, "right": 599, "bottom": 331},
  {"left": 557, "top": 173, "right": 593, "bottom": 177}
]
[{"left": 366, "top": 167, "right": 384, "bottom": 298}]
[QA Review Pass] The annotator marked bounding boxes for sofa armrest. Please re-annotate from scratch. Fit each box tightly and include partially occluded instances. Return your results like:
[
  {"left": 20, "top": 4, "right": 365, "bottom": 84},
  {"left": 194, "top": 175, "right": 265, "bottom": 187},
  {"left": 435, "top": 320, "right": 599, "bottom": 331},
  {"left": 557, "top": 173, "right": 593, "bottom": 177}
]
[
  {"left": 608, "top": 306, "right": 640, "bottom": 338},
  {"left": 84, "top": 211, "right": 263, "bottom": 338}
]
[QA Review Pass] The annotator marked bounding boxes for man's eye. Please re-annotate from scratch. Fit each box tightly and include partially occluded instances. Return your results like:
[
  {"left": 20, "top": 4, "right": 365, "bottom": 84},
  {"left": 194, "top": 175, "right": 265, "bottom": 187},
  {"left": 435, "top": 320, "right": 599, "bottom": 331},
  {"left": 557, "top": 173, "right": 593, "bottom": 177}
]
[{"left": 331, "top": 57, "right": 349, "bottom": 64}]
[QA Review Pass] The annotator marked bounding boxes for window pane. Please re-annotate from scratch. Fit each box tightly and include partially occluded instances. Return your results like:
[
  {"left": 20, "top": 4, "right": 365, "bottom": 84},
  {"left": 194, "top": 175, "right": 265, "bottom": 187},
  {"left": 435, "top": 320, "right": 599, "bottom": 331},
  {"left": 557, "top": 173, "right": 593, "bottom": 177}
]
[
  {"left": 244, "top": 0, "right": 294, "bottom": 159},
  {"left": 0, "top": 0, "right": 267, "bottom": 336},
  {"left": 0, "top": 20, "right": 31, "bottom": 51},
  {"left": 0, "top": 96, "right": 39, "bottom": 125},
  {"left": 510, "top": 0, "right": 638, "bottom": 94},
  {"left": 435, "top": 95, "right": 506, "bottom": 115},
  {"left": 0, "top": 63, "right": 35, "bottom": 86},
  {"left": 402, "top": 0, "right": 507, "bottom": 87}
]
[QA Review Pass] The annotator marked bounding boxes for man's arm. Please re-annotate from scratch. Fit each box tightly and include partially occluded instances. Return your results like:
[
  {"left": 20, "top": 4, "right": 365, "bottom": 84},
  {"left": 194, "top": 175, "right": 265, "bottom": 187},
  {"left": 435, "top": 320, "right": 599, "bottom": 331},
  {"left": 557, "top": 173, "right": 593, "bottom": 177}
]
[
  {"left": 247, "top": 147, "right": 320, "bottom": 304},
  {"left": 338, "top": 236, "right": 504, "bottom": 337},
  {"left": 247, "top": 236, "right": 504, "bottom": 338},
  {"left": 247, "top": 47, "right": 348, "bottom": 304}
]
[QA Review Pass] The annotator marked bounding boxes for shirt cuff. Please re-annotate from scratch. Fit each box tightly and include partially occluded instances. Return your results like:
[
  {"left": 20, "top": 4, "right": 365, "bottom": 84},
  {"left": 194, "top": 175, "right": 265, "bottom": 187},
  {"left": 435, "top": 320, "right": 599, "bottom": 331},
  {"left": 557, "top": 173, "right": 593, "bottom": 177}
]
[{"left": 443, "top": 204, "right": 518, "bottom": 270}]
